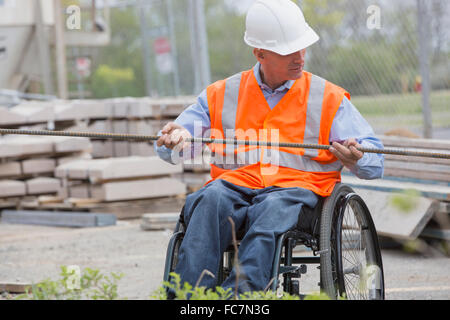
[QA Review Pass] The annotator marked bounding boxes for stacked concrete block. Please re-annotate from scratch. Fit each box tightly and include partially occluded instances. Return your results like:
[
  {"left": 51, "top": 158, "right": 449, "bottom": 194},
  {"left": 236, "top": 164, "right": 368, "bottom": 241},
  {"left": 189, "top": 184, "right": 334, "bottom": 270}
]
[
  {"left": 0, "top": 135, "right": 92, "bottom": 199},
  {"left": 0, "top": 106, "right": 27, "bottom": 126},
  {"left": 55, "top": 156, "right": 186, "bottom": 202},
  {"left": 9, "top": 101, "right": 55, "bottom": 123}
]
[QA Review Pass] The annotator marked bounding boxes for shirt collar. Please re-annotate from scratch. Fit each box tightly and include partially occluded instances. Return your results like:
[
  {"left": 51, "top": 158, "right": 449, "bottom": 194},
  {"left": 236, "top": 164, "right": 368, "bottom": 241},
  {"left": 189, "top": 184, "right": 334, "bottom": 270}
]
[{"left": 253, "top": 62, "right": 295, "bottom": 92}]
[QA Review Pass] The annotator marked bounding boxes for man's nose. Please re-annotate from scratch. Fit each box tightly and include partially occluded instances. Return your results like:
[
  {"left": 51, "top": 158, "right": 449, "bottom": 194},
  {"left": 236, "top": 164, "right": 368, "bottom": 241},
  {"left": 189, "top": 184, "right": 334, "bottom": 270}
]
[{"left": 292, "top": 50, "right": 306, "bottom": 63}]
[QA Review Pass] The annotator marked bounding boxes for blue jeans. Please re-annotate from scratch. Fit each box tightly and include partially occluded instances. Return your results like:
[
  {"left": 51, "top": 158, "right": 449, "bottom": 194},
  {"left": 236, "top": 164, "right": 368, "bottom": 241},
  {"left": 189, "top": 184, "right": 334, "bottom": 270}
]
[{"left": 174, "top": 179, "right": 318, "bottom": 294}]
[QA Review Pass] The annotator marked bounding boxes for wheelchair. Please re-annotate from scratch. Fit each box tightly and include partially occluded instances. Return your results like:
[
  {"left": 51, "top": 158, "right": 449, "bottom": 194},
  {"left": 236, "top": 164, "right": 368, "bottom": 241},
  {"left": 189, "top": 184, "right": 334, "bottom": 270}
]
[{"left": 163, "top": 183, "right": 385, "bottom": 300}]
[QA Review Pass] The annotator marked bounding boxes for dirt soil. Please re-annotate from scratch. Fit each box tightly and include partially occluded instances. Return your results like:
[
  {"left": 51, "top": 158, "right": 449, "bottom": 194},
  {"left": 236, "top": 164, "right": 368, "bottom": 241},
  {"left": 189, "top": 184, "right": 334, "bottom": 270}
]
[
  {"left": 0, "top": 219, "right": 171, "bottom": 300},
  {"left": 1, "top": 219, "right": 449, "bottom": 300}
]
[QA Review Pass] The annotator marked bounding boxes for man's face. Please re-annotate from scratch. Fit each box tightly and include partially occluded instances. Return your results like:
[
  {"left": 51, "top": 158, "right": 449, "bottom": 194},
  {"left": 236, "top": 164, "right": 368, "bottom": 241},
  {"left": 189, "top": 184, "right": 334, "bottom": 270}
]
[{"left": 254, "top": 48, "right": 306, "bottom": 85}]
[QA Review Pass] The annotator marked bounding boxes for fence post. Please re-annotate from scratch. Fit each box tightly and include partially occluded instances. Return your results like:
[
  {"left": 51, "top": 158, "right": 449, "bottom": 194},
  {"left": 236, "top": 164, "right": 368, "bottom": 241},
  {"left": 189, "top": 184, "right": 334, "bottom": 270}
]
[{"left": 417, "top": 0, "right": 432, "bottom": 138}]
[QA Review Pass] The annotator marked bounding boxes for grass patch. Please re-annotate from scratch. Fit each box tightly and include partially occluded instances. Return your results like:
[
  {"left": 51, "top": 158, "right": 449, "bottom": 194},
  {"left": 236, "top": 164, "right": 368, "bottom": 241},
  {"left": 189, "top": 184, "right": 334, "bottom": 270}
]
[{"left": 352, "top": 90, "right": 450, "bottom": 117}]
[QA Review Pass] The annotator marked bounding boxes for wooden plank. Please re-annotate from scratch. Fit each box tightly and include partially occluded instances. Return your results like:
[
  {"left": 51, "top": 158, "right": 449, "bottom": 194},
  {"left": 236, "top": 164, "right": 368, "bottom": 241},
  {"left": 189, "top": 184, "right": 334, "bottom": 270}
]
[
  {"left": 53, "top": 102, "right": 76, "bottom": 121},
  {"left": 19, "top": 195, "right": 186, "bottom": 220},
  {"left": 112, "top": 97, "right": 161, "bottom": 118},
  {"left": 55, "top": 156, "right": 183, "bottom": 181},
  {"left": 140, "top": 212, "right": 179, "bottom": 230},
  {"left": 352, "top": 188, "right": 440, "bottom": 239},
  {"left": 0, "top": 106, "right": 27, "bottom": 125},
  {"left": 88, "top": 196, "right": 185, "bottom": 219},
  {"left": 0, "top": 161, "right": 22, "bottom": 178},
  {"left": 383, "top": 160, "right": 450, "bottom": 182},
  {"left": 91, "top": 140, "right": 114, "bottom": 158},
  {"left": 128, "top": 119, "right": 164, "bottom": 136},
  {"left": 341, "top": 175, "right": 450, "bottom": 201},
  {"left": 0, "top": 139, "right": 24, "bottom": 158},
  {"left": 379, "top": 135, "right": 450, "bottom": 150},
  {"left": 87, "top": 156, "right": 183, "bottom": 182},
  {"left": 384, "top": 152, "right": 450, "bottom": 165},
  {"left": 70, "top": 99, "right": 110, "bottom": 119},
  {"left": 90, "top": 177, "right": 186, "bottom": 202},
  {"left": 113, "top": 141, "right": 129, "bottom": 157},
  {"left": 0, "top": 136, "right": 54, "bottom": 158},
  {"left": 47, "top": 136, "right": 92, "bottom": 153},
  {"left": 56, "top": 152, "right": 92, "bottom": 166},
  {"left": 0, "top": 282, "right": 31, "bottom": 294},
  {"left": 21, "top": 158, "right": 56, "bottom": 175},
  {"left": 26, "top": 177, "right": 61, "bottom": 195},
  {"left": 129, "top": 142, "right": 155, "bottom": 157},
  {"left": 383, "top": 168, "right": 450, "bottom": 183},
  {"left": 9, "top": 101, "right": 55, "bottom": 123},
  {"left": 88, "top": 120, "right": 113, "bottom": 133},
  {"left": 54, "top": 159, "right": 96, "bottom": 179},
  {"left": 157, "top": 97, "right": 194, "bottom": 117},
  {"left": 0, "top": 180, "right": 26, "bottom": 198},
  {"left": 1, "top": 209, "right": 116, "bottom": 228}
]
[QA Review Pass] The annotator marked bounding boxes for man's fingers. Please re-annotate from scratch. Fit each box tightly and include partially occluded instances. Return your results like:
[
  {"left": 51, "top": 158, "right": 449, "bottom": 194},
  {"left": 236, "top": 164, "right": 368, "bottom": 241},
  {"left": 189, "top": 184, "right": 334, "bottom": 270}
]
[
  {"left": 329, "top": 144, "right": 348, "bottom": 163},
  {"left": 331, "top": 142, "right": 353, "bottom": 158},
  {"left": 349, "top": 145, "right": 364, "bottom": 159},
  {"left": 157, "top": 124, "right": 192, "bottom": 150},
  {"left": 161, "top": 122, "right": 182, "bottom": 135},
  {"left": 156, "top": 134, "right": 168, "bottom": 147}
]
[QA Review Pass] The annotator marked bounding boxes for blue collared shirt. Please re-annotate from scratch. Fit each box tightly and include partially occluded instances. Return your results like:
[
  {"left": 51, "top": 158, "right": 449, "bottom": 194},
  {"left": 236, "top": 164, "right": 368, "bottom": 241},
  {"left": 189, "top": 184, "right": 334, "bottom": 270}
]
[{"left": 155, "top": 63, "right": 384, "bottom": 179}]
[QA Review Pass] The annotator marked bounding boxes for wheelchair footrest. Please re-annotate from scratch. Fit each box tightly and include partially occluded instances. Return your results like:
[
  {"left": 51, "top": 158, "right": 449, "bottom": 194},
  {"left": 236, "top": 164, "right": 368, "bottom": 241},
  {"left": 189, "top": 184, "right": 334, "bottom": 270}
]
[{"left": 279, "top": 264, "right": 307, "bottom": 278}]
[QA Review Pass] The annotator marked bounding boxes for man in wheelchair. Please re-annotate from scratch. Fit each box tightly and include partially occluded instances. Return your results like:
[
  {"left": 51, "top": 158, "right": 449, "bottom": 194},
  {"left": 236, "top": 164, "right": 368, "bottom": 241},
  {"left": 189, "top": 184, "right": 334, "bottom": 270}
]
[{"left": 155, "top": 0, "right": 384, "bottom": 297}]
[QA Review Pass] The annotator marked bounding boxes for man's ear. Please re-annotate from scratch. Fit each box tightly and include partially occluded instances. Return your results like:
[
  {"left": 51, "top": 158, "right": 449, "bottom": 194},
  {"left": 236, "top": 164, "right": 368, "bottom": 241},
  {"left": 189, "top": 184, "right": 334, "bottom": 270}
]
[{"left": 253, "top": 48, "right": 264, "bottom": 62}]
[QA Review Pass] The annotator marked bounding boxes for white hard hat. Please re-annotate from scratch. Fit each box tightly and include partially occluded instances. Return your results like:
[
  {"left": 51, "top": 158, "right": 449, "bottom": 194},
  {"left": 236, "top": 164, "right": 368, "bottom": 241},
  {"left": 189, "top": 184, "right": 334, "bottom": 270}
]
[{"left": 244, "top": 0, "right": 320, "bottom": 56}]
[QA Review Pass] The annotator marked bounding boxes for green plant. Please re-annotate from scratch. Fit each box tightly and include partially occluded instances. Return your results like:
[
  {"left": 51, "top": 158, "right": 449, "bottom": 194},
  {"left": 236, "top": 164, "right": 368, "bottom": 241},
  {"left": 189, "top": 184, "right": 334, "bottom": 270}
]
[
  {"left": 15, "top": 266, "right": 125, "bottom": 300},
  {"left": 151, "top": 272, "right": 337, "bottom": 300},
  {"left": 389, "top": 189, "right": 421, "bottom": 214},
  {"left": 151, "top": 272, "right": 297, "bottom": 300}
]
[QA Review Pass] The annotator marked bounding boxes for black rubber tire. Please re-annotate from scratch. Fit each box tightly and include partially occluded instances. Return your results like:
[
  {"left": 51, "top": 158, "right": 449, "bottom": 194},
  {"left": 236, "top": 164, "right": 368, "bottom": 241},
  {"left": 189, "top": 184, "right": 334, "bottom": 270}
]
[{"left": 319, "top": 183, "right": 385, "bottom": 300}]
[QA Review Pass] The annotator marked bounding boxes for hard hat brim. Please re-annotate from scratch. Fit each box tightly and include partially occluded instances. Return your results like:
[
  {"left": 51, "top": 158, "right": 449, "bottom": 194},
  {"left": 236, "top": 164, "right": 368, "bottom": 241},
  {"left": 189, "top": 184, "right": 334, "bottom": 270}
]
[{"left": 244, "top": 25, "right": 320, "bottom": 56}]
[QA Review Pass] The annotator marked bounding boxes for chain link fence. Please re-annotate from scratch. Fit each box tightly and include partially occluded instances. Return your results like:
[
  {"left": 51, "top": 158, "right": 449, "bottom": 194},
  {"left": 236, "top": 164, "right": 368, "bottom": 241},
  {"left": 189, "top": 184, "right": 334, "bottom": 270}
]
[{"left": 75, "top": 0, "right": 449, "bottom": 138}]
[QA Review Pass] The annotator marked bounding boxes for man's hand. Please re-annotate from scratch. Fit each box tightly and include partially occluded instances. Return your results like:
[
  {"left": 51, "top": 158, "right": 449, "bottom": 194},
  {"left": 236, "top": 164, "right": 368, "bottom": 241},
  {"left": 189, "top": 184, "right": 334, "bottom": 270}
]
[
  {"left": 329, "top": 138, "right": 364, "bottom": 169},
  {"left": 156, "top": 122, "right": 192, "bottom": 151}
]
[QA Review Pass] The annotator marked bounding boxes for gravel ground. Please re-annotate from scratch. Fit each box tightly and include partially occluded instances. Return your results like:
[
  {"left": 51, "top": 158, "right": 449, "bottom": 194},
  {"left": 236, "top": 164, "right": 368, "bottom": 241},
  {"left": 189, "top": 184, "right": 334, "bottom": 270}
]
[{"left": 0, "top": 220, "right": 448, "bottom": 300}]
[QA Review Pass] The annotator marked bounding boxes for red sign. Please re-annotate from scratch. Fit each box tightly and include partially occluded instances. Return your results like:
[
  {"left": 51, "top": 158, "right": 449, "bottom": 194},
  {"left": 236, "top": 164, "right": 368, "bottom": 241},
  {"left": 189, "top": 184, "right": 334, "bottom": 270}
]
[
  {"left": 154, "top": 37, "right": 171, "bottom": 55},
  {"left": 76, "top": 57, "right": 91, "bottom": 77}
]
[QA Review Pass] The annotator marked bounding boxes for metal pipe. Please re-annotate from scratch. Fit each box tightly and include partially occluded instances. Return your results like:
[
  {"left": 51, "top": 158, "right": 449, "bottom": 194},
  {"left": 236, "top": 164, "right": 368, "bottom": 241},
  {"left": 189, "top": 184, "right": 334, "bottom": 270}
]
[{"left": 0, "top": 128, "right": 449, "bottom": 159}]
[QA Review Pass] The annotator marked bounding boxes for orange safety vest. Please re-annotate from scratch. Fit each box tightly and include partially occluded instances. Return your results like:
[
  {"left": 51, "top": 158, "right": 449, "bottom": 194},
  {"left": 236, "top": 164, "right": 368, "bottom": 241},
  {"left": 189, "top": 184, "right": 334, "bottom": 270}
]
[{"left": 205, "top": 69, "right": 350, "bottom": 197}]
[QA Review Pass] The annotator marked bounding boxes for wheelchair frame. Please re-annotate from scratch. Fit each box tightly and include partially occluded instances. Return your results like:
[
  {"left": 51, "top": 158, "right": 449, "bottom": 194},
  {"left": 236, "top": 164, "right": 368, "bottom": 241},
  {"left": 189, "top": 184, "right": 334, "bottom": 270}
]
[{"left": 163, "top": 183, "right": 385, "bottom": 300}]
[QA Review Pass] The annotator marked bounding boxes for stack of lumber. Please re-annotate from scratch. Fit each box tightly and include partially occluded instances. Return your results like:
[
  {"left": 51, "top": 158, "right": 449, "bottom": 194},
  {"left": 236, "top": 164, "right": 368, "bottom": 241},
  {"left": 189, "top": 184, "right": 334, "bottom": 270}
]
[
  {"left": 85, "top": 96, "right": 195, "bottom": 158},
  {"left": 40, "top": 156, "right": 188, "bottom": 219},
  {"left": 87, "top": 97, "right": 162, "bottom": 158},
  {"left": 0, "top": 134, "right": 92, "bottom": 204},
  {"left": 0, "top": 96, "right": 196, "bottom": 159},
  {"left": 342, "top": 135, "right": 450, "bottom": 241}
]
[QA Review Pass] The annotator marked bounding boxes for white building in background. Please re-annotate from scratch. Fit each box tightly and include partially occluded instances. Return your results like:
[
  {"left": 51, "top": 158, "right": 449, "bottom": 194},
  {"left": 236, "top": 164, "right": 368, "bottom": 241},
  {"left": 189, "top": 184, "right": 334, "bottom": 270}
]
[{"left": 0, "top": 0, "right": 110, "bottom": 93}]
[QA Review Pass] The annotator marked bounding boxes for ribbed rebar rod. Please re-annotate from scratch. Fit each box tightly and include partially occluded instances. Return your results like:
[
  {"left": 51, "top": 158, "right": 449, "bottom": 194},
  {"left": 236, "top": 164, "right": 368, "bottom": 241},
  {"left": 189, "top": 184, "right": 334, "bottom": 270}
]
[{"left": 1, "top": 128, "right": 449, "bottom": 160}]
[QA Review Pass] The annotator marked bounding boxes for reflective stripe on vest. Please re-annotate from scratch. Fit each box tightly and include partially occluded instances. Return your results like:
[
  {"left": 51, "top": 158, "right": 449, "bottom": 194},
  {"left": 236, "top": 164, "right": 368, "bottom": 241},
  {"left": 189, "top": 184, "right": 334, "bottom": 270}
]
[
  {"left": 212, "top": 148, "right": 260, "bottom": 170},
  {"left": 222, "top": 73, "right": 242, "bottom": 157},
  {"left": 303, "top": 75, "right": 326, "bottom": 158},
  {"left": 262, "top": 149, "right": 343, "bottom": 172}
]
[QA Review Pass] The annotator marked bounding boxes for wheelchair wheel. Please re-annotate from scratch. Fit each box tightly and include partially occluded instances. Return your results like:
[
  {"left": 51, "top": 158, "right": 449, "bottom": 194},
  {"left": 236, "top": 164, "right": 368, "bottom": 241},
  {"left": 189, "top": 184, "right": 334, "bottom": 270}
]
[
  {"left": 163, "top": 221, "right": 184, "bottom": 282},
  {"left": 320, "top": 184, "right": 385, "bottom": 300}
]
